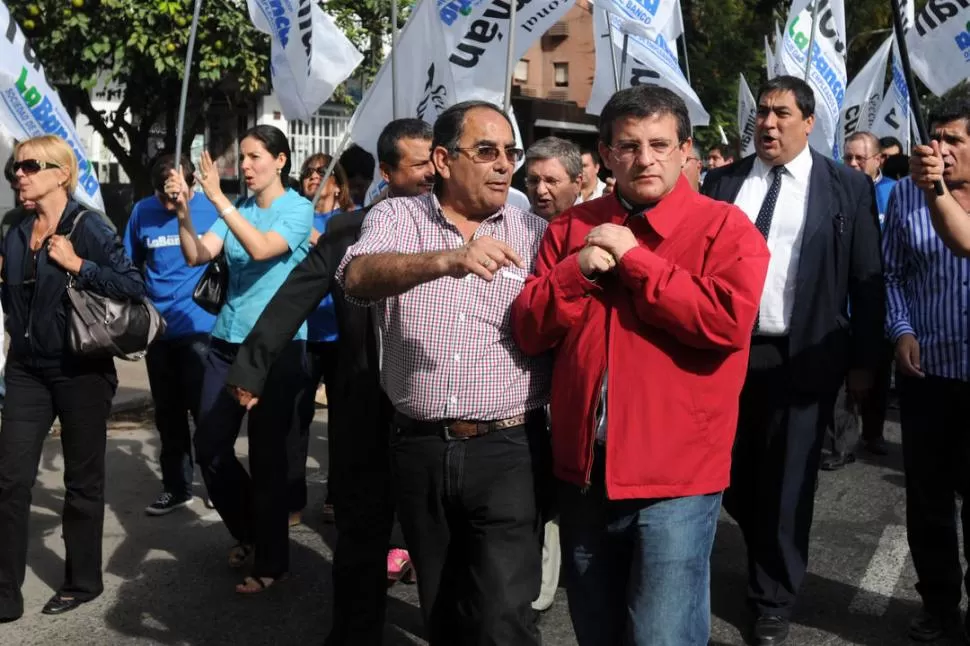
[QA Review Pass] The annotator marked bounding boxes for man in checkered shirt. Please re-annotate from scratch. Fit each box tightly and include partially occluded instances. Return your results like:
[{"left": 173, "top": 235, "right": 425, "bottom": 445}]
[{"left": 337, "top": 101, "right": 551, "bottom": 646}]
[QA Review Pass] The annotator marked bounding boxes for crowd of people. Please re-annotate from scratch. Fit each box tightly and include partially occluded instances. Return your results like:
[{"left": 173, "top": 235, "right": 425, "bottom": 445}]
[{"left": 0, "top": 75, "right": 967, "bottom": 646}]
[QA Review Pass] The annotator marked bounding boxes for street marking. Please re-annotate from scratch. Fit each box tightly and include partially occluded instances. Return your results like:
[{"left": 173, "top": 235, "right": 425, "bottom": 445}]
[{"left": 849, "top": 524, "right": 909, "bottom": 616}]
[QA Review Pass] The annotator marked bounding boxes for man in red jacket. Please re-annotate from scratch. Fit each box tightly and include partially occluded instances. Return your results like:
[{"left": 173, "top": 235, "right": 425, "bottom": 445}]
[{"left": 510, "top": 86, "right": 770, "bottom": 646}]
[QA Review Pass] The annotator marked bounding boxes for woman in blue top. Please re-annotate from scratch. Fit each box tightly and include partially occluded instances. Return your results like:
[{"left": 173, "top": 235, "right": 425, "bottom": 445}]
[
  {"left": 170, "top": 125, "right": 311, "bottom": 594},
  {"left": 289, "top": 154, "right": 354, "bottom": 527}
]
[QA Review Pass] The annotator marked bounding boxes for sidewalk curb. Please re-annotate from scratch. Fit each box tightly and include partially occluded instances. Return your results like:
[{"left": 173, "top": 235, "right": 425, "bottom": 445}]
[{"left": 109, "top": 393, "right": 154, "bottom": 418}]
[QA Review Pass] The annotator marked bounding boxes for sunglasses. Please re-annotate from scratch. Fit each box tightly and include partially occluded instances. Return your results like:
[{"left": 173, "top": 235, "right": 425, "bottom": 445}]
[
  {"left": 14, "top": 159, "right": 61, "bottom": 175},
  {"left": 301, "top": 166, "right": 326, "bottom": 178}
]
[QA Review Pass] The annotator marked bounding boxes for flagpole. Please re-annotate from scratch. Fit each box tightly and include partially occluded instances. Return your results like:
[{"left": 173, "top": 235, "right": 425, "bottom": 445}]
[
  {"left": 391, "top": 0, "right": 400, "bottom": 119},
  {"left": 890, "top": 0, "right": 943, "bottom": 195},
  {"left": 605, "top": 9, "right": 620, "bottom": 91},
  {"left": 311, "top": 129, "right": 353, "bottom": 210},
  {"left": 619, "top": 33, "right": 630, "bottom": 91},
  {"left": 171, "top": 0, "right": 203, "bottom": 197},
  {"left": 678, "top": 35, "right": 692, "bottom": 86},
  {"left": 503, "top": 0, "right": 518, "bottom": 112},
  {"left": 802, "top": 0, "right": 819, "bottom": 81}
]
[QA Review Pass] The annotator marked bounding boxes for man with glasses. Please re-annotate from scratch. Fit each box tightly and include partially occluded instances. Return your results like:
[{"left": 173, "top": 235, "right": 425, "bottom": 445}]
[
  {"left": 684, "top": 145, "right": 705, "bottom": 191},
  {"left": 844, "top": 131, "right": 896, "bottom": 223},
  {"left": 337, "top": 101, "right": 550, "bottom": 645},
  {"left": 512, "top": 85, "right": 770, "bottom": 646},
  {"left": 524, "top": 136, "right": 583, "bottom": 220}
]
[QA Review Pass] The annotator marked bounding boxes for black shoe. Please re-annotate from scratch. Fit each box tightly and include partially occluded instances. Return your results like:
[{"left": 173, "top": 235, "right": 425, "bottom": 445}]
[
  {"left": 145, "top": 492, "right": 194, "bottom": 516},
  {"left": 908, "top": 609, "right": 961, "bottom": 642},
  {"left": 862, "top": 436, "right": 889, "bottom": 456},
  {"left": 41, "top": 595, "right": 88, "bottom": 615},
  {"left": 752, "top": 615, "right": 790, "bottom": 645},
  {"left": 821, "top": 452, "right": 856, "bottom": 471}
]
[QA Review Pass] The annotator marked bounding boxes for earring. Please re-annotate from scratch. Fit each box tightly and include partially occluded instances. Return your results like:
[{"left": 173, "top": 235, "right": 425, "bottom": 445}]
[{"left": 276, "top": 168, "right": 282, "bottom": 175}]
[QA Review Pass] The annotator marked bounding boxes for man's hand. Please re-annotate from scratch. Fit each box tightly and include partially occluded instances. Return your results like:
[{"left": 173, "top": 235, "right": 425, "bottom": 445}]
[
  {"left": 584, "top": 224, "right": 638, "bottom": 261},
  {"left": 846, "top": 369, "right": 873, "bottom": 406},
  {"left": 910, "top": 142, "right": 947, "bottom": 194},
  {"left": 442, "top": 236, "right": 524, "bottom": 281},
  {"left": 229, "top": 386, "right": 260, "bottom": 411},
  {"left": 577, "top": 245, "right": 616, "bottom": 278},
  {"left": 895, "top": 333, "right": 925, "bottom": 378}
]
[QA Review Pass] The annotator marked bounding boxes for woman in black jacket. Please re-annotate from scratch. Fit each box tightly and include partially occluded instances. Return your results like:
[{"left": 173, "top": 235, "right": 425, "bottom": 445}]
[{"left": 0, "top": 135, "right": 145, "bottom": 623}]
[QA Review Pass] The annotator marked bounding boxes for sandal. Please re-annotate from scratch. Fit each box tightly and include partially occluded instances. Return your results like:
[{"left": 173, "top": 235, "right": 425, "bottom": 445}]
[
  {"left": 235, "top": 575, "right": 281, "bottom": 595},
  {"left": 228, "top": 543, "right": 253, "bottom": 568}
]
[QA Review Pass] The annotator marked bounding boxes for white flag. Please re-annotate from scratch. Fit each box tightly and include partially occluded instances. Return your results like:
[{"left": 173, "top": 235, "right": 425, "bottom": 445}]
[
  {"left": 778, "top": 0, "right": 847, "bottom": 157},
  {"left": 906, "top": 0, "right": 969, "bottom": 96},
  {"left": 873, "top": 0, "right": 916, "bottom": 152},
  {"left": 839, "top": 35, "right": 892, "bottom": 149},
  {"left": 587, "top": 1, "right": 709, "bottom": 126},
  {"left": 765, "top": 35, "right": 776, "bottom": 79},
  {"left": 737, "top": 74, "right": 757, "bottom": 157},
  {"left": 0, "top": 4, "right": 103, "bottom": 211},
  {"left": 663, "top": 0, "right": 685, "bottom": 60},
  {"left": 773, "top": 21, "right": 785, "bottom": 77},
  {"left": 247, "top": 0, "right": 363, "bottom": 122}
]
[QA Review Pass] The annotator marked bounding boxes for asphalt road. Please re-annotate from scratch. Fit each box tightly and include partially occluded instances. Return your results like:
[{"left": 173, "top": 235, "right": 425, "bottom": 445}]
[{"left": 2, "top": 409, "right": 962, "bottom": 645}]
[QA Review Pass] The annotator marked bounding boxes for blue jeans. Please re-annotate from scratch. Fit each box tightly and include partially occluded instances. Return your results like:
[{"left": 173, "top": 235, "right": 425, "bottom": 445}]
[{"left": 559, "top": 448, "right": 721, "bottom": 646}]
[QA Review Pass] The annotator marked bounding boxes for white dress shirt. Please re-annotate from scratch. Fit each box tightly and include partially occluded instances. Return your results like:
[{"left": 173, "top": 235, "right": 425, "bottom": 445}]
[
  {"left": 577, "top": 179, "right": 606, "bottom": 204},
  {"left": 734, "top": 145, "right": 813, "bottom": 336}
]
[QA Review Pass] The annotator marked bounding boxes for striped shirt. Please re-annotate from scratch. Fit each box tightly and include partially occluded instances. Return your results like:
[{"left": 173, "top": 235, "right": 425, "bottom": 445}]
[
  {"left": 883, "top": 178, "right": 970, "bottom": 381},
  {"left": 335, "top": 193, "right": 550, "bottom": 421}
]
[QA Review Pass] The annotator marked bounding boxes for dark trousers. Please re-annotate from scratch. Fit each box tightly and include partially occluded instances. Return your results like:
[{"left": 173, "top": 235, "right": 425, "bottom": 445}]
[
  {"left": 390, "top": 413, "right": 548, "bottom": 646},
  {"left": 0, "top": 357, "right": 116, "bottom": 619},
  {"left": 194, "top": 338, "right": 306, "bottom": 578},
  {"left": 325, "top": 391, "right": 395, "bottom": 646},
  {"left": 145, "top": 334, "right": 208, "bottom": 499},
  {"left": 723, "top": 337, "right": 832, "bottom": 617},
  {"left": 291, "top": 341, "right": 337, "bottom": 513},
  {"left": 899, "top": 374, "right": 970, "bottom": 617},
  {"left": 861, "top": 341, "right": 894, "bottom": 441}
]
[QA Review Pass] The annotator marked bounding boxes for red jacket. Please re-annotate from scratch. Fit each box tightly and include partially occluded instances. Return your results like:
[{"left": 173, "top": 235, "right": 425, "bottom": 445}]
[{"left": 511, "top": 177, "right": 770, "bottom": 499}]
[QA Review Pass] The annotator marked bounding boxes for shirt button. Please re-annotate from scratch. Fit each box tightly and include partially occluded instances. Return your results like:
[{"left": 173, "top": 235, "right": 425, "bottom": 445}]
[
  {"left": 459, "top": 313, "right": 466, "bottom": 322},
  {"left": 453, "top": 353, "right": 461, "bottom": 362},
  {"left": 449, "top": 395, "right": 458, "bottom": 404}
]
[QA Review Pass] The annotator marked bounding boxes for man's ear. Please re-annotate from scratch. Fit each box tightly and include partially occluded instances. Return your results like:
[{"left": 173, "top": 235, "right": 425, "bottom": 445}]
[
  {"left": 597, "top": 141, "right": 613, "bottom": 172},
  {"left": 432, "top": 146, "right": 453, "bottom": 180},
  {"left": 379, "top": 161, "right": 392, "bottom": 183}
]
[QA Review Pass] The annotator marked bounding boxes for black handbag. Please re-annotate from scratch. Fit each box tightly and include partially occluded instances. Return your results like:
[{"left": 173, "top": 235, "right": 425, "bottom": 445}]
[
  {"left": 64, "top": 211, "right": 167, "bottom": 361},
  {"left": 192, "top": 252, "right": 228, "bottom": 315}
]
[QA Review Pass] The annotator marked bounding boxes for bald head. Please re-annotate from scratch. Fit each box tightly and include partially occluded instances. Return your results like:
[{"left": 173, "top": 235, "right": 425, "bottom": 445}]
[{"left": 843, "top": 131, "right": 882, "bottom": 180}]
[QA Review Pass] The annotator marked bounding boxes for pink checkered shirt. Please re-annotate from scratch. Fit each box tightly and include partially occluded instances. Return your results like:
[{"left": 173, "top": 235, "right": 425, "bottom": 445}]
[{"left": 336, "top": 193, "right": 550, "bottom": 421}]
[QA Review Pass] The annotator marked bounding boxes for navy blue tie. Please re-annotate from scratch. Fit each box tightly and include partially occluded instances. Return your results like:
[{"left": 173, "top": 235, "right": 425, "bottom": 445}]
[{"left": 753, "top": 165, "right": 784, "bottom": 333}]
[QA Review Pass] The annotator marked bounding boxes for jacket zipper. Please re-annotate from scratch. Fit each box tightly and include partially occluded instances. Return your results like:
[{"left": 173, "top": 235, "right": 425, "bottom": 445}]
[{"left": 582, "top": 306, "right": 611, "bottom": 492}]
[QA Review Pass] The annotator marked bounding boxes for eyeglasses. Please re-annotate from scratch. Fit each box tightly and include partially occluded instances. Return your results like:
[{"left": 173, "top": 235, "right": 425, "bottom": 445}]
[
  {"left": 608, "top": 141, "right": 680, "bottom": 163},
  {"left": 842, "top": 154, "right": 879, "bottom": 164},
  {"left": 453, "top": 145, "right": 524, "bottom": 164},
  {"left": 14, "top": 159, "right": 61, "bottom": 175},
  {"left": 301, "top": 166, "right": 326, "bottom": 178},
  {"left": 524, "top": 175, "right": 569, "bottom": 188}
]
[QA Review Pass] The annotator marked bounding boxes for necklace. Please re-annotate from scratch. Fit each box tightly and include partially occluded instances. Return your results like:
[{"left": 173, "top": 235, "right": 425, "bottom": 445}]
[{"left": 30, "top": 219, "right": 56, "bottom": 252}]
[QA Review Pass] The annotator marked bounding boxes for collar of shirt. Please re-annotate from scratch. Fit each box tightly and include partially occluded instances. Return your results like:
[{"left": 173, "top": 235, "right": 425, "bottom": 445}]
[
  {"left": 611, "top": 174, "right": 692, "bottom": 239},
  {"left": 874, "top": 171, "right": 883, "bottom": 184},
  {"left": 428, "top": 191, "right": 506, "bottom": 227},
  {"left": 752, "top": 144, "right": 813, "bottom": 185}
]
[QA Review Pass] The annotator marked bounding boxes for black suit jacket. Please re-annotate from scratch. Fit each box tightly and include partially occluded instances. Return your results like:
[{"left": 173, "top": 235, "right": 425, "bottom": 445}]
[
  {"left": 227, "top": 208, "right": 388, "bottom": 441},
  {"left": 701, "top": 149, "right": 885, "bottom": 394}
]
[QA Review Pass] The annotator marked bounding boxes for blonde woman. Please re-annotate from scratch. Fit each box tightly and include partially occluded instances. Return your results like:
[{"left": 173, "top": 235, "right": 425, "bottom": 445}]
[{"left": 0, "top": 135, "right": 145, "bottom": 622}]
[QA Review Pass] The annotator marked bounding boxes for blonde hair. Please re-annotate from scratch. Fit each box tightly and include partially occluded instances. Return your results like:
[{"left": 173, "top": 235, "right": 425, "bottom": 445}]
[{"left": 15, "top": 135, "right": 78, "bottom": 193}]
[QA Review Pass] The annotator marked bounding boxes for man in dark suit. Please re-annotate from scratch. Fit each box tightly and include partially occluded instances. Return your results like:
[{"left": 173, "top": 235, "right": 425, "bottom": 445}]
[
  {"left": 702, "top": 75, "right": 885, "bottom": 646},
  {"left": 224, "top": 118, "right": 435, "bottom": 646}
]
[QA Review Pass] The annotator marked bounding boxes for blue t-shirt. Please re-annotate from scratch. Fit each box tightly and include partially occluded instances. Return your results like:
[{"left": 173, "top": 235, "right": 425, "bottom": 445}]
[
  {"left": 209, "top": 189, "right": 313, "bottom": 343},
  {"left": 306, "top": 209, "right": 339, "bottom": 343},
  {"left": 123, "top": 193, "right": 219, "bottom": 339},
  {"left": 875, "top": 175, "right": 897, "bottom": 226}
]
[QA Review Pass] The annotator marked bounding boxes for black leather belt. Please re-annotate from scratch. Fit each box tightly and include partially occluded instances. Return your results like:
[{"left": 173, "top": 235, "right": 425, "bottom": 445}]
[{"left": 394, "top": 410, "right": 540, "bottom": 440}]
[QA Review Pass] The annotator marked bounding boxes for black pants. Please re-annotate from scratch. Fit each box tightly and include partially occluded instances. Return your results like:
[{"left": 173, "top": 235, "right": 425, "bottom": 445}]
[
  {"left": 194, "top": 338, "right": 306, "bottom": 579},
  {"left": 390, "top": 412, "right": 548, "bottom": 646},
  {"left": 899, "top": 374, "right": 970, "bottom": 617},
  {"left": 145, "top": 334, "right": 208, "bottom": 499},
  {"left": 0, "top": 357, "right": 116, "bottom": 620},
  {"left": 723, "top": 337, "right": 832, "bottom": 618},
  {"left": 325, "top": 391, "right": 395, "bottom": 646},
  {"left": 291, "top": 341, "right": 337, "bottom": 513},
  {"left": 860, "top": 341, "right": 894, "bottom": 441}
]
